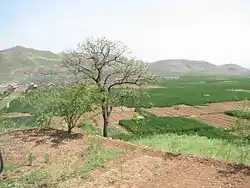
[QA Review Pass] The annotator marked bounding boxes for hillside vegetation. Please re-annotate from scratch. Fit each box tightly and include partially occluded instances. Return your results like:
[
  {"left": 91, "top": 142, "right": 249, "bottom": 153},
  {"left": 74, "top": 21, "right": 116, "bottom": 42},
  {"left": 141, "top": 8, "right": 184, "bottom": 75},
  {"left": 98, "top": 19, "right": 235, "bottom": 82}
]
[{"left": 0, "top": 46, "right": 64, "bottom": 82}]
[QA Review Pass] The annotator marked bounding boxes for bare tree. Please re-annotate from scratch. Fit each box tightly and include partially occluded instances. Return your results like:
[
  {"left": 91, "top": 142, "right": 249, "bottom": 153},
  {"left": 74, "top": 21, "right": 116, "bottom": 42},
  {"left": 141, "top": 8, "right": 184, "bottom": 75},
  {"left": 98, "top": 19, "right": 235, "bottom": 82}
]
[{"left": 62, "top": 37, "right": 153, "bottom": 137}]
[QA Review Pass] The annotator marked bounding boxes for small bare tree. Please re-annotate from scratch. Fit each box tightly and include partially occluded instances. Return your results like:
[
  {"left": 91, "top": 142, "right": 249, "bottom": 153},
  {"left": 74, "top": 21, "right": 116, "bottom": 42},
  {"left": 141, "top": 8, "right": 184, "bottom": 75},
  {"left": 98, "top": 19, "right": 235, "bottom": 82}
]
[{"left": 62, "top": 37, "right": 153, "bottom": 137}]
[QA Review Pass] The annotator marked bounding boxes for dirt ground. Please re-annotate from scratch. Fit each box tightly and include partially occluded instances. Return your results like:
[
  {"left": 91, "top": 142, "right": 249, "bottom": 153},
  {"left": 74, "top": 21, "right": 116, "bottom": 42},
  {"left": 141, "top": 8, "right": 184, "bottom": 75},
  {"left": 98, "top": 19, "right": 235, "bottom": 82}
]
[
  {"left": 84, "top": 106, "right": 136, "bottom": 127},
  {"left": 0, "top": 128, "right": 249, "bottom": 188}
]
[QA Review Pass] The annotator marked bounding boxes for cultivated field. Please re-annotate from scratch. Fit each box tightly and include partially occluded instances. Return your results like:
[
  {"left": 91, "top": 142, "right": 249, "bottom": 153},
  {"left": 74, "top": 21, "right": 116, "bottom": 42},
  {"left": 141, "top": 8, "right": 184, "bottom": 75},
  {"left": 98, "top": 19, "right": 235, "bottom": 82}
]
[
  {"left": 150, "top": 100, "right": 250, "bottom": 127},
  {"left": 0, "top": 76, "right": 250, "bottom": 187}
]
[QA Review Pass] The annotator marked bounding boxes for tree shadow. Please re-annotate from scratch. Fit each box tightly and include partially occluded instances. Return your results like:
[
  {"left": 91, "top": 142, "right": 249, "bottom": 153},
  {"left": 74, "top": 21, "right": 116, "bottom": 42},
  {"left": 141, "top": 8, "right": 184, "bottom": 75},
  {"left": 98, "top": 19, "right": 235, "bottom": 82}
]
[
  {"left": 6, "top": 128, "right": 83, "bottom": 147},
  {"left": 218, "top": 163, "right": 250, "bottom": 176}
]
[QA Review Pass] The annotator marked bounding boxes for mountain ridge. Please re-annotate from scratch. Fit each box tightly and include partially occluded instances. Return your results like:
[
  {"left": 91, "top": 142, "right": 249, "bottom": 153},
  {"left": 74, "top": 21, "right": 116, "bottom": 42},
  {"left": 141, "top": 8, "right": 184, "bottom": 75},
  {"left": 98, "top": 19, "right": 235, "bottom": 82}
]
[
  {"left": 0, "top": 46, "right": 249, "bottom": 82},
  {"left": 148, "top": 59, "right": 250, "bottom": 76}
]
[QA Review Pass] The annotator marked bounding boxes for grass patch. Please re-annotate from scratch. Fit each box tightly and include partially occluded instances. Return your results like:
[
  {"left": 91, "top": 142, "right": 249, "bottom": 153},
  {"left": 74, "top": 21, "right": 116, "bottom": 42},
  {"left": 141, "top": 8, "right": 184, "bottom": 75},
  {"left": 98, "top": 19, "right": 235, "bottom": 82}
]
[
  {"left": 0, "top": 92, "right": 21, "bottom": 111},
  {"left": 3, "top": 161, "right": 25, "bottom": 173},
  {"left": 80, "top": 123, "right": 124, "bottom": 138},
  {"left": 0, "top": 168, "right": 52, "bottom": 188},
  {"left": 225, "top": 110, "right": 250, "bottom": 120},
  {"left": 132, "top": 133, "right": 250, "bottom": 165},
  {"left": 0, "top": 116, "right": 37, "bottom": 132},
  {"left": 80, "top": 123, "right": 102, "bottom": 135},
  {"left": 74, "top": 139, "right": 123, "bottom": 180}
]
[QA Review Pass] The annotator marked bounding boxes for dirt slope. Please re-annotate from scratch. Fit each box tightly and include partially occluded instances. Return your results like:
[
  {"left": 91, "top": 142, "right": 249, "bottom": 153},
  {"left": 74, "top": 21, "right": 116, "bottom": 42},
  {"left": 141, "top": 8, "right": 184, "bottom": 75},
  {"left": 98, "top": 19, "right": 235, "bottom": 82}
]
[
  {"left": 0, "top": 129, "right": 249, "bottom": 188},
  {"left": 80, "top": 137, "right": 250, "bottom": 188}
]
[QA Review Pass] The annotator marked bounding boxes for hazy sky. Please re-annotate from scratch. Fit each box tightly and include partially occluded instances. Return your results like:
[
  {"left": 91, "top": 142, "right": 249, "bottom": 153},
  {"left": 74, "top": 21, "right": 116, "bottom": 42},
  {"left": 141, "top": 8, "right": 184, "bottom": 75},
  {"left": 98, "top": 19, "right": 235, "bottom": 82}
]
[{"left": 1, "top": 0, "right": 250, "bottom": 67}]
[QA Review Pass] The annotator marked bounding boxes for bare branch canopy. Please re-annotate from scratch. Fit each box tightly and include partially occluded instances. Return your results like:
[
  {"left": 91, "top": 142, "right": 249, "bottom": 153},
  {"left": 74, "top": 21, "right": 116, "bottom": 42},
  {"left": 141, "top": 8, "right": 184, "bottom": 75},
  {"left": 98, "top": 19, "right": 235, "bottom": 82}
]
[{"left": 61, "top": 37, "right": 154, "bottom": 89}]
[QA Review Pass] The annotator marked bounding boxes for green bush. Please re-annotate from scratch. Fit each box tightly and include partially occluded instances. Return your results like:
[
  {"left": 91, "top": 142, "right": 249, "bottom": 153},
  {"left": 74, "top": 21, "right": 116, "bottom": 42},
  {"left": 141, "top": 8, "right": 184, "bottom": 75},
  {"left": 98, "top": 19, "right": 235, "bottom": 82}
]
[{"left": 225, "top": 110, "right": 250, "bottom": 120}]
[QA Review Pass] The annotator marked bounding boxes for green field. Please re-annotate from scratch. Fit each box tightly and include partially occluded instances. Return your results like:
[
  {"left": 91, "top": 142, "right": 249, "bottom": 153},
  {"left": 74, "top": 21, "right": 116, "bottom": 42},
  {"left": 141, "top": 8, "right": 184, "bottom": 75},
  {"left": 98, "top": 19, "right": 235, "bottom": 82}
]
[
  {"left": 119, "top": 114, "right": 247, "bottom": 142},
  {"left": 125, "top": 76, "right": 250, "bottom": 107},
  {"left": 2, "top": 76, "right": 250, "bottom": 113}
]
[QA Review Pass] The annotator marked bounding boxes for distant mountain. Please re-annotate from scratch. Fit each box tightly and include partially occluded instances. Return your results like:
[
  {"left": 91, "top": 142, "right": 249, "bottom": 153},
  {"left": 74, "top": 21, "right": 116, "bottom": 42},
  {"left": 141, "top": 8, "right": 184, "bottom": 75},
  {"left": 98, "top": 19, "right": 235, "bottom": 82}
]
[
  {"left": 217, "top": 64, "right": 250, "bottom": 75},
  {"left": 0, "top": 46, "right": 249, "bottom": 83},
  {"left": 148, "top": 59, "right": 250, "bottom": 76},
  {"left": 0, "top": 46, "right": 63, "bottom": 82}
]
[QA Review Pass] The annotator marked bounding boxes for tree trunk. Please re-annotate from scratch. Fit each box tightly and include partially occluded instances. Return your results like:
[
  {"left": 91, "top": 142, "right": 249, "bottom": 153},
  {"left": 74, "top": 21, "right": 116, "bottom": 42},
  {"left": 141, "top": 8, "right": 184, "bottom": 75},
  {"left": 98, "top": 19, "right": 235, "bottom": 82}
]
[
  {"left": 102, "top": 105, "right": 109, "bottom": 137},
  {"left": 67, "top": 125, "right": 73, "bottom": 134},
  {"left": 0, "top": 149, "right": 3, "bottom": 174}
]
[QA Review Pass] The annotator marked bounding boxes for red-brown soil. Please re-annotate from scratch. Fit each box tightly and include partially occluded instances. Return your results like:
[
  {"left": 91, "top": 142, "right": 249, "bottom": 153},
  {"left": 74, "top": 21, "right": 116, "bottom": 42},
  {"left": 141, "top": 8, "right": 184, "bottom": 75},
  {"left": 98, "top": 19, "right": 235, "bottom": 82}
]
[
  {"left": 0, "top": 128, "right": 249, "bottom": 188},
  {"left": 83, "top": 107, "right": 136, "bottom": 127}
]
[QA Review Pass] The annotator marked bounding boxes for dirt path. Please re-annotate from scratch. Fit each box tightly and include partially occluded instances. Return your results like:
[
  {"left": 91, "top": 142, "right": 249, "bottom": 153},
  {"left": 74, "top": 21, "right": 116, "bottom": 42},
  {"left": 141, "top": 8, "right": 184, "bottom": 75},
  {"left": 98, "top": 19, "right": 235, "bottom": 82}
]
[{"left": 1, "top": 113, "right": 33, "bottom": 118}]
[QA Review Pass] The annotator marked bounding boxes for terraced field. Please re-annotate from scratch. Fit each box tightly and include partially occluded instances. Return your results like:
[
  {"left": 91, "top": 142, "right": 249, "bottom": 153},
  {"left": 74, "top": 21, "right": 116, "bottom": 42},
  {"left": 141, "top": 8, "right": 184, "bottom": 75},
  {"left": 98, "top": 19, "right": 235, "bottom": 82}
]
[{"left": 150, "top": 100, "right": 250, "bottom": 127}]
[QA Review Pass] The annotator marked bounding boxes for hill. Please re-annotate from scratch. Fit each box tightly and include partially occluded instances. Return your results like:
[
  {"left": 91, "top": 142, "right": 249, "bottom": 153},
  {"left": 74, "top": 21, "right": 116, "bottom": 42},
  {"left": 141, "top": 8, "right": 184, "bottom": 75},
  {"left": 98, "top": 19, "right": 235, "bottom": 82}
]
[
  {"left": 0, "top": 46, "right": 63, "bottom": 82},
  {"left": 0, "top": 46, "right": 249, "bottom": 83},
  {"left": 149, "top": 59, "right": 250, "bottom": 76}
]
